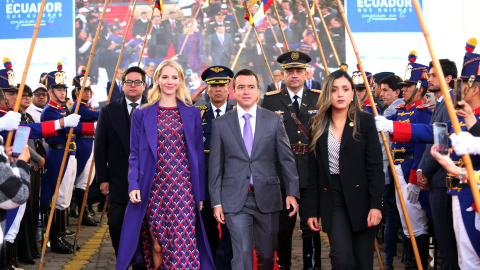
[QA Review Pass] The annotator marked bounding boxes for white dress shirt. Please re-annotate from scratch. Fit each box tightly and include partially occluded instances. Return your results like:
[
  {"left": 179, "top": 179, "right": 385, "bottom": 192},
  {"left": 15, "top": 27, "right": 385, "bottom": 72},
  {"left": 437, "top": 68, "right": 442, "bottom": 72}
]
[
  {"left": 126, "top": 96, "right": 142, "bottom": 114},
  {"left": 437, "top": 89, "right": 453, "bottom": 103},
  {"left": 115, "top": 79, "right": 123, "bottom": 92},
  {"left": 237, "top": 103, "right": 257, "bottom": 139},
  {"left": 26, "top": 104, "right": 44, "bottom": 123},
  {"left": 217, "top": 33, "right": 225, "bottom": 44},
  {"left": 287, "top": 87, "right": 304, "bottom": 104},
  {"left": 211, "top": 102, "right": 227, "bottom": 118}
]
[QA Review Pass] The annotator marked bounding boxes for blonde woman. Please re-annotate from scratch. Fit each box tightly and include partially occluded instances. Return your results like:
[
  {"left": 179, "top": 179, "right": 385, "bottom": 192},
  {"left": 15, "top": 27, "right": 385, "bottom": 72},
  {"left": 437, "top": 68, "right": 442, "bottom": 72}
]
[
  {"left": 307, "top": 70, "right": 384, "bottom": 269},
  {"left": 116, "top": 60, "right": 215, "bottom": 270}
]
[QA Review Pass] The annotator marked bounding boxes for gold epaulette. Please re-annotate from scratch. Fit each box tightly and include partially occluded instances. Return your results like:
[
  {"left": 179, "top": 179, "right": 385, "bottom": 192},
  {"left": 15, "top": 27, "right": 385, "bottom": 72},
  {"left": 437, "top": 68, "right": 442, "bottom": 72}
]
[
  {"left": 416, "top": 104, "right": 430, "bottom": 110},
  {"left": 310, "top": 89, "right": 321, "bottom": 94},
  {"left": 366, "top": 103, "right": 377, "bottom": 107},
  {"left": 395, "top": 104, "right": 406, "bottom": 110},
  {"left": 265, "top": 90, "right": 281, "bottom": 96}
]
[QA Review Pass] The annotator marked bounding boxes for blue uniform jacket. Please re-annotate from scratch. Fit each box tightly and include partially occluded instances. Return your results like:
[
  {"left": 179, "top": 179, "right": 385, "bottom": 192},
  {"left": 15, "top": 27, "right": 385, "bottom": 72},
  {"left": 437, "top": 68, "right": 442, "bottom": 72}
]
[
  {"left": 387, "top": 100, "right": 432, "bottom": 184},
  {"left": 71, "top": 102, "right": 99, "bottom": 177}
]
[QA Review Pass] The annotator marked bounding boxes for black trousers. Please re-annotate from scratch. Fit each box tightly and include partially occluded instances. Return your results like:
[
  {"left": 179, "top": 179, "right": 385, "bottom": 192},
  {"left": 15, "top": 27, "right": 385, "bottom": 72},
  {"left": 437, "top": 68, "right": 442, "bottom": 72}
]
[
  {"left": 278, "top": 188, "right": 315, "bottom": 240},
  {"left": 328, "top": 174, "right": 377, "bottom": 270},
  {"left": 430, "top": 187, "right": 460, "bottom": 270}
]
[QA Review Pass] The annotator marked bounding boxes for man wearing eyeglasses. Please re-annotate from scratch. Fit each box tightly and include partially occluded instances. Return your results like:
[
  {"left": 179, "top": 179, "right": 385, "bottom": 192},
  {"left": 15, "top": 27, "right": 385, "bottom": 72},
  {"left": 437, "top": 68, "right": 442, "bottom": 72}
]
[
  {"left": 26, "top": 83, "right": 49, "bottom": 123},
  {"left": 95, "top": 66, "right": 147, "bottom": 268}
]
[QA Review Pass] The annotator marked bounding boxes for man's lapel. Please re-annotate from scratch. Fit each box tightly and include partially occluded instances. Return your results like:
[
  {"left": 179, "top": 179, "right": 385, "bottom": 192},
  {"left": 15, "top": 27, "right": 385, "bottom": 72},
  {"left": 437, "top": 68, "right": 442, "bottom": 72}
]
[
  {"left": 298, "top": 89, "right": 312, "bottom": 115},
  {"left": 110, "top": 98, "right": 130, "bottom": 152},
  {"left": 226, "top": 108, "right": 249, "bottom": 158}
]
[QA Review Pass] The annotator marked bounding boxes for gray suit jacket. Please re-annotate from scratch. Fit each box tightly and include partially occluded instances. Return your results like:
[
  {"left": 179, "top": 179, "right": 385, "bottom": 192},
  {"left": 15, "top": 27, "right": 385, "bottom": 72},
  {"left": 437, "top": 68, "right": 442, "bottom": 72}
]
[
  {"left": 206, "top": 33, "right": 234, "bottom": 59},
  {"left": 418, "top": 90, "right": 454, "bottom": 188},
  {"left": 208, "top": 106, "right": 300, "bottom": 214}
]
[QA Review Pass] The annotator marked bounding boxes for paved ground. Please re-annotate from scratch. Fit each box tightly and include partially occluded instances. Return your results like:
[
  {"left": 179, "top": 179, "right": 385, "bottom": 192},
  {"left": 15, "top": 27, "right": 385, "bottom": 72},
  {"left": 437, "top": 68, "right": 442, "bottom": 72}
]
[{"left": 18, "top": 209, "right": 435, "bottom": 270}]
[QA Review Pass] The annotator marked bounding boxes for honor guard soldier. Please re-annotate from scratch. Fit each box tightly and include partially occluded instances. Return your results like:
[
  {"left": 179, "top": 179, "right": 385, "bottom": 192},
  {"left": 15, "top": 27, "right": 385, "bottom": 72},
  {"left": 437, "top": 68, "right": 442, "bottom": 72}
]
[
  {"left": 375, "top": 52, "right": 433, "bottom": 269},
  {"left": 379, "top": 40, "right": 480, "bottom": 268},
  {"left": 0, "top": 58, "right": 79, "bottom": 141},
  {"left": 40, "top": 62, "right": 95, "bottom": 254},
  {"left": 71, "top": 68, "right": 100, "bottom": 227},
  {"left": 352, "top": 66, "right": 382, "bottom": 115},
  {"left": 261, "top": 51, "right": 321, "bottom": 270},
  {"left": 200, "top": 66, "right": 234, "bottom": 270}
]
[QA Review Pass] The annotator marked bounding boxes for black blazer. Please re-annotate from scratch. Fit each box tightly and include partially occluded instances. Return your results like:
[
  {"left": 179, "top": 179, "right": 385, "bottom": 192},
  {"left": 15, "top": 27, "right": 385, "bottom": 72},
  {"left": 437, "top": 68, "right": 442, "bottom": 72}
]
[
  {"left": 266, "top": 82, "right": 286, "bottom": 92},
  {"left": 106, "top": 81, "right": 124, "bottom": 102},
  {"left": 470, "top": 122, "right": 480, "bottom": 136},
  {"left": 304, "top": 79, "right": 322, "bottom": 90},
  {"left": 307, "top": 112, "right": 384, "bottom": 233},
  {"left": 95, "top": 97, "right": 147, "bottom": 204}
]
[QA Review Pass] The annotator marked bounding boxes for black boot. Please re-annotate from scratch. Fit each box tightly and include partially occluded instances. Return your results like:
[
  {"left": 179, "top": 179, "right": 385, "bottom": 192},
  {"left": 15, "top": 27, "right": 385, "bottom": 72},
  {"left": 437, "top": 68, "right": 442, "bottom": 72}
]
[
  {"left": 415, "top": 234, "right": 430, "bottom": 270},
  {"left": 49, "top": 209, "right": 73, "bottom": 254},
  {"left": 75, "top": 188, "right": 98, "bottom": 226},
  {"left": 276, "top": 237, "right": 292, "bottom": 270},
  {"left": 59, "top": 210, "right": 80, "bottom": 251},
  {"left": 303, "top": 234, "right": 321, "bottom": 270}
]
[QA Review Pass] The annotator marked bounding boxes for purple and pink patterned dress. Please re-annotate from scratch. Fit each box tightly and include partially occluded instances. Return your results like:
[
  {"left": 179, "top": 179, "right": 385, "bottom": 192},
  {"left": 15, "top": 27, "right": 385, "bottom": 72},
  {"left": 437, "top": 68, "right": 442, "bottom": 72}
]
[{"left": 141, "top": 106, "right": 200, "bottom": 269}]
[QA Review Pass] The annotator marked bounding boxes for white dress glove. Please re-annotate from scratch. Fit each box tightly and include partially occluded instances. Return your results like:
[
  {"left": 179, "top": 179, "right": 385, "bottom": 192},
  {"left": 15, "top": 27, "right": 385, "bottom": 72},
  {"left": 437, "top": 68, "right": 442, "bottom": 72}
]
[
  {"left": 0, "top": 111, "right": 21, "bottom": 131},
  {"left": 63, "top": 114, "right": 81, "bottom": 128},
  {"left": 466, "top": 206, "right": 480, "bottom": 232},
  {"left": 375, "top": 115, "right": 393, "bottom": 133},
  {"left": 406, "top": 183, "right": 421, "bottom": 204},
  {"left": 450, "top": 132, "right": 480, "bottom": 156}
]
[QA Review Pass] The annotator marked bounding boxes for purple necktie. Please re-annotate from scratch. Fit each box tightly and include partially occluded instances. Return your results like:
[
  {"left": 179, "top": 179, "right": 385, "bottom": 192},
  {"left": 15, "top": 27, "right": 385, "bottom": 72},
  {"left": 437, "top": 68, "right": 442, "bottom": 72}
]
[{"left": 243, "top": 113, "right": 253, "bottom": 185}]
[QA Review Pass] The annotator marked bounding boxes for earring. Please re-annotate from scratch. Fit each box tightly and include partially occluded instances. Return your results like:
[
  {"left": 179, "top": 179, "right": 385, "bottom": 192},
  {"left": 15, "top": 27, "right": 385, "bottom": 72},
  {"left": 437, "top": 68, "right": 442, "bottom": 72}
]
[{"left": 351, "top": 98, "right": 354, "bottom": 101}]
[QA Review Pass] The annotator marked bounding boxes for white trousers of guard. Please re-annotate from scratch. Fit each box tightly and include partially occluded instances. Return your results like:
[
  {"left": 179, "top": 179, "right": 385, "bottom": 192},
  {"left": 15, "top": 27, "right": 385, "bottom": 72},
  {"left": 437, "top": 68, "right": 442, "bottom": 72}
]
[
  {"left": 452, "top": 195, "right": 480, "bottom": 269},
  {"left": 55, "top": 155, "right": 77, "bottom": 210},
  {"left": 75, "top": 144, "right": 95, "bottom": 190},
  {"left": 394, "top": 164, "right": 429, "bottom": 238}
]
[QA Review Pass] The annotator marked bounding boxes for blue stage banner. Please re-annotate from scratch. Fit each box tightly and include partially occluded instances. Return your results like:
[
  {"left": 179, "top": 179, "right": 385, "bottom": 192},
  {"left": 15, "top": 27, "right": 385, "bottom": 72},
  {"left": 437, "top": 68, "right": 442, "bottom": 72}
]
[
  {"left": 1, "top": 0, "right": 73, "bottom": 39},
  {"left": 346, "top": 0, "right": 423, "bottom": 33}
]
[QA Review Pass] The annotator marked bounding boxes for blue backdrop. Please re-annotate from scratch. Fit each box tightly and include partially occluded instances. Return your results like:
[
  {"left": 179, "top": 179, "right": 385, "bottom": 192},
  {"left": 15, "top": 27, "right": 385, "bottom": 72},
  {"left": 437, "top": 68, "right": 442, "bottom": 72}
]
[
  {"left": 1, "top": 0, "right": 73, "bottom": 39},
  {"left": 346, "top": 0, "right": 423, "bottom": 33}
]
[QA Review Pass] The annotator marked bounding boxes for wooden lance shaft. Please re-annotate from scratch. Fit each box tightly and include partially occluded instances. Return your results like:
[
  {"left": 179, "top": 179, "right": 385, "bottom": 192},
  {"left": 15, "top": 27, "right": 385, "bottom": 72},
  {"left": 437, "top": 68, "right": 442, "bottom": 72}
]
[
  {"left": 266, "top": 14, "right": 283, "bottom": 54},
  {"left": 231, "top": 27, "right": 252, "bottom": 70},
  {"left": 228, "top": 0, "right": 244, "bottom": 40},
  {"left": 107, "top": 0, "right": 140, "bottom": 103},
  {"left": 137, "top": 0, "right": 156, "bottom": 66},
  {"left": 5, "top": 0, "right": 48, "bottom": 148},
  {"left": 412, "top": 0, "right": 480, "bottom": 212},
  {"left": 272, "top": 0, "right": 289, "bottom": 52},
  {"left": 334, "top": 0, "right": 423, "bottom": 268},
  {"left": 252, "top": 27, "right": 278, "bottom": 91},
  {"left": 38, "top": 0, "right": 113, "bottom": 267},
  {"left": 375, "top": 237, "right": 384, "bottom": 270},
  {"left": 179, "top": 6, "right": 202, "bottom": 55},
  {"left": 314, "top": 1, "right": 340, "bottom": 66},
  {"left": 302, "top": 0, "right": 329, "bottom": 76}
]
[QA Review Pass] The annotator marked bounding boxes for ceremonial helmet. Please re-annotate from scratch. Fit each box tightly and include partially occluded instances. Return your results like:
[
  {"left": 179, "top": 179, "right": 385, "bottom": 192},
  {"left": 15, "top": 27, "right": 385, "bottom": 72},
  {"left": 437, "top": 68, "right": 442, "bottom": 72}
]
[
  {"left": 460, "top": 37, "right": 480, "bottom": 87},
  {"left": 352, "top": 64, "right": 373, "bottom": 89},
  {"left": 72, "top": 66, "right": 92, "bottom": 92},
  {"left": 399, "top": 50, "right": 429, "bottom": 104},
  {"left": 0, "top": 57, "right": 18, "bottom": 109},
  {"left": 46, "top": 62, "right": 67, "bottom": 89}
]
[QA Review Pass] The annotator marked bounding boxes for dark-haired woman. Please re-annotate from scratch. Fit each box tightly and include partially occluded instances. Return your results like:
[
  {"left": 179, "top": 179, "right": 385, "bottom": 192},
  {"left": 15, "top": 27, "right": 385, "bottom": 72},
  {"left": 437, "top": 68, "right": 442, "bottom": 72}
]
[{"left": 307, "top": 70, "right": 384, "bottom": 269}]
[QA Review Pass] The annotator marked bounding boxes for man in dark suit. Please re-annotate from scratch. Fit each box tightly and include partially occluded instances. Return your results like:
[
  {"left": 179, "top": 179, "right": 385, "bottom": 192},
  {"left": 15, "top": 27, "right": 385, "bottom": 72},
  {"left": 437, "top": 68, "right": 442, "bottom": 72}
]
[
  {"left": 267, "top": 70, "right": 286, "bottom": 92},
  {"left": 147, "top": 16, "right": 167, "bottom": 59},
  {"left": 131, "top": 12, "right": 149, "bottom": 38},
  {"left": 207, "top": 25, "right": 234, "bottom": 66},
  {"left": 144, "top": 63, "right": 155, "bottom": 90},
  {"left": 417, "top": 59, "right": 460, "bottom": 270},
  {"left": 106, "top": 68, "right": 125, "bottom": 102},
  {"left": 261, "top": 52, "right": 322, "bottom": 270},
  {"left": 160, "top": 11, "right": 184, "bottom": 53},
  {"left": 304, "top": 67, "right": 322, "bottom": 90},
  {"left": 198, "top": 66, "right": 235, "bottom": 270},
  {"left": 246, "top": 32, "right": 275, "bottom": 92},
  {"left": 209, "top": 69, "right": 299, "bottom": 270},
  {"left": 95, "top": 66, "right": 146, "bottom": 266}
]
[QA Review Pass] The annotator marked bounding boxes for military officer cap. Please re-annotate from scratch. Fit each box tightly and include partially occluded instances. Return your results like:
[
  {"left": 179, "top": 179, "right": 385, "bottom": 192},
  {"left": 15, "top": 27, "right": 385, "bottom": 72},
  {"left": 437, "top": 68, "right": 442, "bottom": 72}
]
[
  {"left": 352, "top": 65, "right": 373, "bottom": 89},
  {"left": 373, "top": 72, "right": 394, "bottom": 84},
  {"left": 72, "top": 66, "right": 92, "bottom": 90},
  {"left": 0, "top": 57, "right": 18, "bottom": 92},
  {"left": 461, "top": 37, "right": 480, "bottom": 86},
  {"left": 201, "top": 66, "right": 234, "bottom": 85},
  {"left": 399, "top": 50, "right": 429, "bottom": 88},
  {"left": 46, "top": 62, "right": 67, "bottom": 89},
  {"left": 277, "top": 51, "right": 311, "bottom": 70}
]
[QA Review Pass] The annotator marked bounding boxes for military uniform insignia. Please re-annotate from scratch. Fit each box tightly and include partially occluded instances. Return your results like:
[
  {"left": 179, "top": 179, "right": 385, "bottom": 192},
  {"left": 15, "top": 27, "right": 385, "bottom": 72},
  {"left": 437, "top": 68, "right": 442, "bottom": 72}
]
[
  {"left": 398, "top": 111, "right": 414, "bottom": 117},
  {"left": 197, "top": 105, "right": 207, "bottom": 117},
  {"left": 302, "top": 103, "right": 307, "bottom": 107},
  {"left": 308, "top": 110, "right": 318, "bottom": 114},
  {"left": 310, "top": 89, "right": 321, "bottom": 94},
  {"left": 416, "top": 104, "right": 430, "bottom": 110},
  {"left": 275, "top": 110, "right": 284, "bottom": 115},
  {"left": 6, "top": 70, "right": 16, "bottom": 87},
  {"left": 79, "top": 76, "right": 91, "bottom": 87},
  {"left": 395, "top": 104, "right": 406, "bottom": 110},
  {"left": 210, "top": 67, "right": 224, "bottom": 73},
  {"left": 291, "top": 51, "right": 299, "bottom": 60},
  {"left": 265, "top": 89, "right": 281, "bottom": 96}
]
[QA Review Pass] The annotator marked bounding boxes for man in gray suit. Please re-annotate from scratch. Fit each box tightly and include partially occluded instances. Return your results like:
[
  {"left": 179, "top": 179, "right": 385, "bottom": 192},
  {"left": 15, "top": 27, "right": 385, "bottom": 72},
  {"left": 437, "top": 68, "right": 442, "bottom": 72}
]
[
  {"left": 207, "top": 25, "right": 235, "bottom": 66},
  {"left": 416, "top": 59, "right": 460, "bottom": 270},
  {"left": 209, "top": 69, "right": 299, "bottom": 270}
]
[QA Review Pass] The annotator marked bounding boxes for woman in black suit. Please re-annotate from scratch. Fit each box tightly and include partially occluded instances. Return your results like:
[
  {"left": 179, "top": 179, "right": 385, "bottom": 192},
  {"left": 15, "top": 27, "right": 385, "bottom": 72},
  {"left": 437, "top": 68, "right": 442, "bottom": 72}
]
[{"left": 307, "top": 70, "right": 384, "bottom": 269}]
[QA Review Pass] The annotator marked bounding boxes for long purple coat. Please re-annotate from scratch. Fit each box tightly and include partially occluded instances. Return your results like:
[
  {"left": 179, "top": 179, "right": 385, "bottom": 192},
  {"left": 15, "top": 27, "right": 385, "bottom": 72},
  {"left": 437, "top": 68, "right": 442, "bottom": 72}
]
[{"left": 116, "top": 101, "right": 216, "bottom": 270}]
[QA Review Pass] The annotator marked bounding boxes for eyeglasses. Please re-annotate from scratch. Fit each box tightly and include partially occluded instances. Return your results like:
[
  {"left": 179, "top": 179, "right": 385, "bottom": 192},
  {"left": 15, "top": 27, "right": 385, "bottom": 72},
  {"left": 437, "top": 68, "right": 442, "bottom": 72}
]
[
  {"left": 22, "top": 94, "right": 32, "bottom": 98},
  {"left": 124, "top": 80, "right": 144, "bottom": 86},
  {"left": 34, "top": 92, "right": 48, "bottom": 97}
]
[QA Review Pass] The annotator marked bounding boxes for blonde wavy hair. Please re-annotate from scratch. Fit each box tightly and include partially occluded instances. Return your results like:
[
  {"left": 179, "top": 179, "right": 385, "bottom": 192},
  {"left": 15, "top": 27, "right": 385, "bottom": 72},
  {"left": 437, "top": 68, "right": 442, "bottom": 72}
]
[
  {"left": 144, "top": 59, "right": 192, "bottom": 107},
  {"left": 309, "top": 70, "right": 362, "bottom": 156}
]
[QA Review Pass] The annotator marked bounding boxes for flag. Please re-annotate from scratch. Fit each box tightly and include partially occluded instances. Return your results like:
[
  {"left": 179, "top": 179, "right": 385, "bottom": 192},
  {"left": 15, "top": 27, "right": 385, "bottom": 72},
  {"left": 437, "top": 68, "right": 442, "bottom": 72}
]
[
  {"left": 244, "top": 2, "right": 266, "bottom": 28},
  {"left": 262, "top": 0, "right": 273, "bottom": 13},
  {"left": 244, "top": 4, "right": 254, "bottom": 27},
  {"left": 154, "top": 0, "right": 163, "bottom": 16}
]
